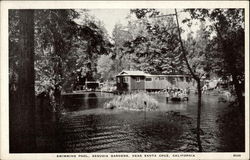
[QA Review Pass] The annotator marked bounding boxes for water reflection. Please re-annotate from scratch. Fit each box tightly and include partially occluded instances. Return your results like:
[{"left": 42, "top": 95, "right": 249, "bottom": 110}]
[
  {"left": 63, "top": 94, "right": 85, "bottom": 111},
  {"left": 88, "top": 93, "right": 98, "bottom": 108},
  {"left": 38, "top": 92, "right": 244, "bottom": 152}
]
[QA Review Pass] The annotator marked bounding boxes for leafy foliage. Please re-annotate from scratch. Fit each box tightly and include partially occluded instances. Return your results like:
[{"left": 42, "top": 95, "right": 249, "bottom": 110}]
[
  {"left": 97, "top": 54, "right": 115, "bottom": 81},
  {"left": 184, "top": 9, "right": 244, "bottom": 79},
  {"left": 184, "top": 22, "right": 213, "bottom": 78},
  {"left": 112, "top": 9, "right": 186, "bottom": 75},
  {"left": 184, "top": 9, "right": 245, "bottom": 108},
  {"left": 130, "top": 9, "right": 160, "bottom": 19},
  {"left": 9, "top": 9, "right": 110, "bottom": 95}
]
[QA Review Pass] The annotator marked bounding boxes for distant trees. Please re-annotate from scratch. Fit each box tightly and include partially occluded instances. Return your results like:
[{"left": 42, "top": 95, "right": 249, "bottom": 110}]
[
  {"left": 133, "top": 9, "right": 186, "bottom": 75},
  {"left": 97, "top": 54, "right": 115, "bottom": 81},
  {"left": 34, "top": 10, "right": 109, "bottom": 93},
  {"left": 111, "top": 9, "right": 186, "bottom": 75},
  {"left": 10, "top": 9, "right": 110, "bottom": 95},
  {"left": 111, "top": 23, "right": 134, "bottom": 72},
  {"left": 96, "top": 22, "right": 133, "bottom": 82},
  {"left": 184, "top": 22, "right": 212, "bottom": 78},
  {"left": 185, "top": 9, "right": 245, "bottom": 110}
]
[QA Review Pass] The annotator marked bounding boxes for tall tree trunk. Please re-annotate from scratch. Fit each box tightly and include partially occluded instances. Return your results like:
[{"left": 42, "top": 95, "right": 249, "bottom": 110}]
[
  {"left": 197, "top": 79, "right": 203, "bottom": 152},
  {"left": 174, "top": 9, "right": 203, "bottom": 152},
  {"left": 10, "top": 10, "right": 36, "bottom": 152}
]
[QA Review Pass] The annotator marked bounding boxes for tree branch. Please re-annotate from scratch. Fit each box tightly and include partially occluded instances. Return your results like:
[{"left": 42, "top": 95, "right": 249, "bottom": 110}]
[{"left": 174, "top": 9, "right": 199, "bottom": 81}]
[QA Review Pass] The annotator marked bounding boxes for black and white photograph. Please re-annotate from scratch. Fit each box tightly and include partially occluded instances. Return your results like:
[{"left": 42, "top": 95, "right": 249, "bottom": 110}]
[{"left": 1, "top": 1, "right": 249, "bottom": 159}]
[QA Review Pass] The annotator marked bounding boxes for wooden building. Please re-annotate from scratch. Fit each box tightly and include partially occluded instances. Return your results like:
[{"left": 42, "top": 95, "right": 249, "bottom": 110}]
[{"left": 116, "top": 70, "right": 195, "bottom": 92}]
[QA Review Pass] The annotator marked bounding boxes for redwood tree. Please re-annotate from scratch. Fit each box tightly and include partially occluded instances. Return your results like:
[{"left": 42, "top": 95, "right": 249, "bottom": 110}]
[{"left": 9, "top": 9, "right": 36, "bottom": 152}]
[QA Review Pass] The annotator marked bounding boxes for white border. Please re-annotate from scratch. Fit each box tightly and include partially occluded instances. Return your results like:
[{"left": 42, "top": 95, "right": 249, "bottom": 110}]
[{"left": 1, "top": 1, "right": 249, "bottom": 160}]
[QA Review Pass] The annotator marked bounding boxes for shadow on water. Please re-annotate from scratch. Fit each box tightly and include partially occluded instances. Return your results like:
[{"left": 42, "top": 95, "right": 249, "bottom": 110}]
[
  {"left": 88, "top": 93, "right": 98, "bottom": 108},
  {"left": 63, "top": 93, "right": 101, "bottom": 112},
  {"left": 35, "top": 95, "right": 59, "bottom": 153},
  {"left": 63, "top": 94, "right": 85, "bottom": 111}
]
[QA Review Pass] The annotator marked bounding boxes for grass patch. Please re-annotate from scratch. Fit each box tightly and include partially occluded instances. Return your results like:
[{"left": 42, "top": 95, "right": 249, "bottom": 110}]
[{"left": 104, "top": 92, "right": 159, "bottom": 111}]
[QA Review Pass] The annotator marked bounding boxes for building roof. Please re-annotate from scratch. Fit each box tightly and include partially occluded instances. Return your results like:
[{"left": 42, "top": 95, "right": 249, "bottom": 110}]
[
  {"left": 117, "top": 70, "right": 192, "bottom": 77},
  {"left": 146, "top": 74, "right": 191, "bottom": 77},
  {"left": 117, "top": 70, "right": 151, "bottom": 76}
]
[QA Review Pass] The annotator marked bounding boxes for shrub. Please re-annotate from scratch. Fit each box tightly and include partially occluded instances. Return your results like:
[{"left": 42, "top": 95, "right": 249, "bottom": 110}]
[{"left": 104, "top": 92, "right": 159, "bottom": 111}]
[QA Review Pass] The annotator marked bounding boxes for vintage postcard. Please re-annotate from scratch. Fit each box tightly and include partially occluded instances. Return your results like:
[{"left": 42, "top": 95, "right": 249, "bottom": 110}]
[{"left": 0, "top": 1, "right": 249, "bottom": 160}]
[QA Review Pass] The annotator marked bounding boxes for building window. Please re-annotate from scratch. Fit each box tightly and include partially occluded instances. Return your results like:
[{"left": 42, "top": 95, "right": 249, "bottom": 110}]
[
  {"left": 186, "top": 77, "right": 191, "bottom": 82},
  {"left": 146, "top": 78, "right": 152, "bottom": 81},
  {"left": 123, "top": 77, "right": 128, "bottom": 83},
  {"left": 136, "top": 77, "right": 140, "bottom": 82},
  {"left": 168, "top": 77, "right": 175, "bottom": 84},
  {"left": 159, "top": 77, "right": 164, "bottom": 80}
]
